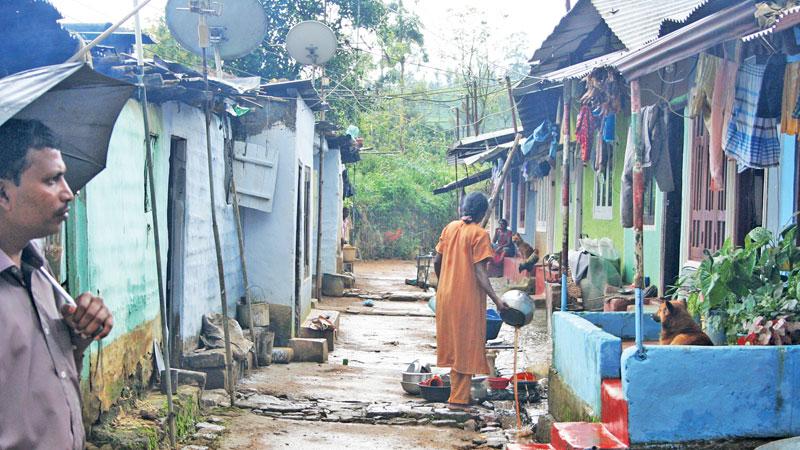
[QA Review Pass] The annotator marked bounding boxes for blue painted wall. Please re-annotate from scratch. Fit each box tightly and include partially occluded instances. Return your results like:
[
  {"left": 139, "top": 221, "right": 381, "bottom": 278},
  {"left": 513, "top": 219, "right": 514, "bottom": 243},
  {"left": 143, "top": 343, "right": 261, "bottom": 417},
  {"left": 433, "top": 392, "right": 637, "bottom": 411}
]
[
  {"left": 312, "top": 140, "right": 343, "bottom": 276},
  {"left": 622, "top": 345, "right": 800, "bottom": 443},
  {"left": 578, "top": 312, "right": 661, "bottom": 340},
  {"left": 552, "top": 312, "right": 622, "bottom": 414}
]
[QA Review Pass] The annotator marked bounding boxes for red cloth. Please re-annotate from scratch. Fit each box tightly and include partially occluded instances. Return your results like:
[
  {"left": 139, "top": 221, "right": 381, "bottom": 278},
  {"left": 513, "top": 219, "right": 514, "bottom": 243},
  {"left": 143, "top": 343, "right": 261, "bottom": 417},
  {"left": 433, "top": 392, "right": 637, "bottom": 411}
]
[{"left": 576, "top": 104, "right": 597, "bottom": 162}]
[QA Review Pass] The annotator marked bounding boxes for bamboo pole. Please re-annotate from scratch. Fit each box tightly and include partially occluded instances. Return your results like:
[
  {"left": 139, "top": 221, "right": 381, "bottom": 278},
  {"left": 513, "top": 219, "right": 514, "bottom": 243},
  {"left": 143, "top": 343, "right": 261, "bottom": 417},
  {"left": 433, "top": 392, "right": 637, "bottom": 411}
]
[
  {"left": 630, "top": 79, "right": 646, "bottom": 359},
  {"left": 481, "top": 76, "right": 520, "bottom": 228},
  {"left": 560, "top": 82, "right": 571, "bottom": 313},
  {"left": 133, "top": 1, "right": 176, "bottom": 446},
  {"left": 200, "top": 17, "right": 236, "bottom": 405}
]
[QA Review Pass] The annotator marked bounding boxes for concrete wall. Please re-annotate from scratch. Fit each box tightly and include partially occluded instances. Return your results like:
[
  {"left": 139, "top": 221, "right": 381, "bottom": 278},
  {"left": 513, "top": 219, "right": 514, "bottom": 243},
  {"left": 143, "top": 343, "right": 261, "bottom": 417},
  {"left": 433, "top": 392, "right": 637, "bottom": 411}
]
[
  {"left": 160, "top": 102, "right": 244, "bottom": 350},
  {"left": 75, "top": 100, "right": 166, "bottom": 417},
  {"left": 313, "top": 139, "right": 343, "bottom": 276},
  {"left": 552, "top": 312, "right": 622, "bottom": 415},
  {"left": 240, "top": 95, "right": 315, "bottom": 330},
  {"left": 577, "top": 312, "right": 661, "bottom": 341},
  {"left": 622, "top": 345, "right": 800, "bottom": 444}
]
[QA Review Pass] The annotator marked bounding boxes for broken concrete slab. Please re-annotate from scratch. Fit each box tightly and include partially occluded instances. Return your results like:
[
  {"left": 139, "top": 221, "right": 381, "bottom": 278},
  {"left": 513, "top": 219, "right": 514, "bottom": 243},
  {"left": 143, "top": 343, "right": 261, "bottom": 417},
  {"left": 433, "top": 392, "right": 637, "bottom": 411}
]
[
  {"left": 289, "top": 338, "right": 328, "bottom": 363},
  {"left": 382, "top": 292, "right": 434, "bottom": 302},
  {"left": 183, "top": 348, "right": 227, "bottom": 369},
  {"left": 299, "top": 309, "right": 340, "bottom": 351}
]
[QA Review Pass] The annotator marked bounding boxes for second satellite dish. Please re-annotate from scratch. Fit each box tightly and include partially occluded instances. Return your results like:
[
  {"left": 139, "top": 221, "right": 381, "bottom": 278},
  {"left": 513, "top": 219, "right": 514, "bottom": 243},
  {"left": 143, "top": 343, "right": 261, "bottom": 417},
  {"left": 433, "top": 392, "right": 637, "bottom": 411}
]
[
  {"left": 286, "top": 20, "right": 337, "bottom": 66},
  {"left": 165, "top": 0, "right": 268, "bottom": 59}
]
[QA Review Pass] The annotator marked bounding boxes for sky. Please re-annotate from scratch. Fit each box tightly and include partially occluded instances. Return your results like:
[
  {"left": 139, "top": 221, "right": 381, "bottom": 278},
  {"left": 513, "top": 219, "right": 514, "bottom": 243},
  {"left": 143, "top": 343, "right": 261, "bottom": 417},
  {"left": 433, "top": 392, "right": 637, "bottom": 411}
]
[{"left": 47, "top": 0, "right": 566, "bottom": 80}]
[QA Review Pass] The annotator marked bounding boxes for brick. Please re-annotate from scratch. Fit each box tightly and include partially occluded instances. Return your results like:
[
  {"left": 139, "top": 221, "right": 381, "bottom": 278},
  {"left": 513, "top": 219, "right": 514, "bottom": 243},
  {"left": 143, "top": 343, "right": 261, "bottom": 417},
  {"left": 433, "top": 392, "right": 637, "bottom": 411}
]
[{"left": 289, "top": 338, "right": 328, "bottom": 363}]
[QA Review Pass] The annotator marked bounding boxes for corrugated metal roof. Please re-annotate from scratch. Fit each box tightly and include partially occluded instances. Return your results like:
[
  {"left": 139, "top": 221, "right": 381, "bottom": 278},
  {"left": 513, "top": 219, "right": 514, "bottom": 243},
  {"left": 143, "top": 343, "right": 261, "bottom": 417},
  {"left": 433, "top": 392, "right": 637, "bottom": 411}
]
[
  {"left": 614, "top": 0, "right": 757, "bottom": 80},
  {"left": 742, "top": 5, "right": 800, "bottom": 41},
  {"left": 537, "top": 50, "right": 630, "bottom": 82},
  {"left": 590, "top": 0, "right": 713, "bottom": 50}
]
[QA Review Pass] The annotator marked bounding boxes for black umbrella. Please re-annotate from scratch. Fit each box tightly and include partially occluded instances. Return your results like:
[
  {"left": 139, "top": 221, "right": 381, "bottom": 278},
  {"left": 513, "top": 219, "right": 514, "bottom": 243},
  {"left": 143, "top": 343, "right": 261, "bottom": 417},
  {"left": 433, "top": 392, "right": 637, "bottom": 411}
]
[{"left": 0, "top": 62, "right": 134, "bottom": 190}]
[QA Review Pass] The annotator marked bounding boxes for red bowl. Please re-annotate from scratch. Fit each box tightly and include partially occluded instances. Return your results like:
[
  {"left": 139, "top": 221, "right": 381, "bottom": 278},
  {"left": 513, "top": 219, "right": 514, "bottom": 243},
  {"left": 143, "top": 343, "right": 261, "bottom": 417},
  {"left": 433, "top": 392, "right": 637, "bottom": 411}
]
[
  {"left": 488, "top": 377, "right": 510, "bottom": 390},
  {"left": 510, "top": 372, "right": 536, "bottom": 382}
]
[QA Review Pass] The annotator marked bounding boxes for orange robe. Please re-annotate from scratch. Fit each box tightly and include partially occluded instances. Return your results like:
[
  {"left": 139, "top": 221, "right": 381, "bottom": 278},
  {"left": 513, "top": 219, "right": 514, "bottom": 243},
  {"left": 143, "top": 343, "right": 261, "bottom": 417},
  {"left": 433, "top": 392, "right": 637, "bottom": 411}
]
[{"left": 435, "top": 220, "right": 494, "bottom": 375}]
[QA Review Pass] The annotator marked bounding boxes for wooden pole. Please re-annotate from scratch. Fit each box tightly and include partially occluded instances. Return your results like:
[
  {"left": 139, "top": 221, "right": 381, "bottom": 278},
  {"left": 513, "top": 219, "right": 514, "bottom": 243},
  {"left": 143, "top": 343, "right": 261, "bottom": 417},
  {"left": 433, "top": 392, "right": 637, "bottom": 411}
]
[
  {"left": 230, "top": 176, "right": 257, "bottom": 366},
  {"left": 630, "top": 79, "right": 646, "bottom": 359},
  {"left": 560, "top": 82, "right": 571, "bottom": 312},
  {"left": 472, "top": 80, "right": 480, "bottom": 136},
  {"left": 134, "top": 1, "right": 176, "bottom": 446},
  {"left": 454, "top": 108, "right": 461, "bottom": 141},
  {"left": 481, "top": 77, "right": 521, "bottom": 227},
  {"left": 201, "top": 34, "right": 236, "bottom": 406}
]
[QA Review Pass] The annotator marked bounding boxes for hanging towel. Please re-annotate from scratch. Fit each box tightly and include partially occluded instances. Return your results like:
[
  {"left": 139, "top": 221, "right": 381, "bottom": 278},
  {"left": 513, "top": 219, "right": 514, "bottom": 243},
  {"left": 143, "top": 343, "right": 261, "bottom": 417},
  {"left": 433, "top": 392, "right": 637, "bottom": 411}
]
[
  {"left": 594, "top": 130, "right": 606, "bottom": 173},
  {"left": 689, "top": 53, "right": 721, "bottom": 132},
  {"left": 709, "top": 58, "right": 739, "bottom": 191},
  {"left": 782, "top": 62, "right": 800, "bottom": 135},
  {"left": 725, "top": 57, "right": 781, "bottom": 171},
  {"left": 602, "top": 114, "right": 616, "bottom": 142}
]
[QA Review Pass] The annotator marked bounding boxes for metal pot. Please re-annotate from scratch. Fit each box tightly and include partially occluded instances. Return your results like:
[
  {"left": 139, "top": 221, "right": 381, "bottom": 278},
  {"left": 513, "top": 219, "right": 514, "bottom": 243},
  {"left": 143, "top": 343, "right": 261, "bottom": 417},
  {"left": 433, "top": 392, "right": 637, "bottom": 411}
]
[{"left": 499, "top": 290, "right": 535, "bottom": 327}]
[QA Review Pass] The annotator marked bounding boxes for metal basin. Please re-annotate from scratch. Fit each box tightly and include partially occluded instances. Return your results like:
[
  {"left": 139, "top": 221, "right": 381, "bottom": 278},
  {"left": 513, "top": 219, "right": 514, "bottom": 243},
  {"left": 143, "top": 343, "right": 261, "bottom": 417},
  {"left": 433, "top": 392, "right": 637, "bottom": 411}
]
[
  {"left": 499, "top": 290, "right": 535, "bottom": 327},
  {"left": 401, "top": 372, "right": 433, "bottom": 394},
  {"left": 401, "top": 381, "right": 421, "bottom": 395}
]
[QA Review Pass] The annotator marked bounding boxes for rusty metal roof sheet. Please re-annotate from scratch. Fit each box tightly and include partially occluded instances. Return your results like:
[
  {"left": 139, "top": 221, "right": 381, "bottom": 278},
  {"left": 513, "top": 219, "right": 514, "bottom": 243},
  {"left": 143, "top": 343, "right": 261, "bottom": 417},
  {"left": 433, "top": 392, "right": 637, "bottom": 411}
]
[
  {"left": 742, "top": 5, "right": 800, "bottom": 41},
  {"left": 590, "top": 0, "right": 713, "bottom": 49}
]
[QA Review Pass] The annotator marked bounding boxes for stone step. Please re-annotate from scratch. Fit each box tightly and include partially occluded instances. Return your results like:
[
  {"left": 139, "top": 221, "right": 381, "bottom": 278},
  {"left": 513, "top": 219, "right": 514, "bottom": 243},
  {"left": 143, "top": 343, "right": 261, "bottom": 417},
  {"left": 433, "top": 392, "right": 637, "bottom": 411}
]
[
  {"left": 601, "top": 379, "right": 629, "bottom": 446},
  {"left": 550, "top": 422, "right": 628, "bottom": 450},
  {"left": 289, "top": 337, "right": 328, "bottom": 363}
]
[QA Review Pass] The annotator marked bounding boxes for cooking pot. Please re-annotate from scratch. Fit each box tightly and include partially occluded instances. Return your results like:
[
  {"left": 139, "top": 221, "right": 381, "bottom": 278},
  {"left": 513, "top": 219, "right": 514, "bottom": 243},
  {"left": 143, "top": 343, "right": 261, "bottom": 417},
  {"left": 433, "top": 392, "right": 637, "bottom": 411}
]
[{"left": 499, "top": 290, "right": 534, "bottom": 327}]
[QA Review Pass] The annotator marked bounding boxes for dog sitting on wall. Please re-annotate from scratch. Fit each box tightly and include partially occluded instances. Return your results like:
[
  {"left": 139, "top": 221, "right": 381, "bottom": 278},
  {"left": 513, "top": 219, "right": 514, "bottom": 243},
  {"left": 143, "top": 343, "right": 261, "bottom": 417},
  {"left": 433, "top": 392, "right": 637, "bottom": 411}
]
[
  {"left": 512, "top": 233, "right": 535, "bottom": 260},
  {"left": 652, "top": 299, "right": 714, "bottom": 346}
]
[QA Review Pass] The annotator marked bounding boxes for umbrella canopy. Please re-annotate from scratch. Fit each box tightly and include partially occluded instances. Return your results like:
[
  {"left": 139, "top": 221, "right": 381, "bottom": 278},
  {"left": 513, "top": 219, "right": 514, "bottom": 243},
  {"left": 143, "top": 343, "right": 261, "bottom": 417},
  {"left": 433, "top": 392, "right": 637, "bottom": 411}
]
[{"left": 0, "top": 62, "right": 134, "bottom": 190}]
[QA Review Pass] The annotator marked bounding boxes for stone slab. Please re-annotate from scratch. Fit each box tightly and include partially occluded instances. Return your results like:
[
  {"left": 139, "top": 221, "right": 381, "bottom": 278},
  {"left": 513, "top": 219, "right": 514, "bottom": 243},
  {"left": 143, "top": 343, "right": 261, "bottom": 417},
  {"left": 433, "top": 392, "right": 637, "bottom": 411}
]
[
  {"left": 289, "top": 338, "right": 328, "bottom": 363},
  {"left": 268, "top": 303, "right": 293, "bottom": 347}
]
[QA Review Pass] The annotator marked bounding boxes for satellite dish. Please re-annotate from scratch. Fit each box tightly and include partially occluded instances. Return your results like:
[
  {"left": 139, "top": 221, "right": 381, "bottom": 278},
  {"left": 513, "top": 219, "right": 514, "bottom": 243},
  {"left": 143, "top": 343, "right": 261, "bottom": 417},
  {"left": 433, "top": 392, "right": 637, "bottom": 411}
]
[
  {"left": 286, "top": 20, "right": 337, "bottom": 66},
  {"left": 165, "top": 0, "right": 268, "bottom": 59}
]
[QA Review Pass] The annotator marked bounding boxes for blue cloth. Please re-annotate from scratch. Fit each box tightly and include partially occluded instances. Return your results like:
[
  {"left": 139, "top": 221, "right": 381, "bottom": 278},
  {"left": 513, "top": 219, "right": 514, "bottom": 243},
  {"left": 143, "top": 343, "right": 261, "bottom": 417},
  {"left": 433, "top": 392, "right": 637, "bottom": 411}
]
[
  {"left": 725, "top": 57, "right": 781, "bottom": 171},
  {"left": 602, "top": 114, "right": 616, "bottom": 142}
]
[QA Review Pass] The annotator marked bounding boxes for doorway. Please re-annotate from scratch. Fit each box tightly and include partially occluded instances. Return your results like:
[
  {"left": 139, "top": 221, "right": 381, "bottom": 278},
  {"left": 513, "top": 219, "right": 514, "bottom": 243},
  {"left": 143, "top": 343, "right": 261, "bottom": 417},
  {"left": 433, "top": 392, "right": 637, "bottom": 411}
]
[
  {"left": 660, "top": 112, "right": 685, "bottom": 290},
  {"left": 166, "top": 136, "right": 187, "bottom": 364}
]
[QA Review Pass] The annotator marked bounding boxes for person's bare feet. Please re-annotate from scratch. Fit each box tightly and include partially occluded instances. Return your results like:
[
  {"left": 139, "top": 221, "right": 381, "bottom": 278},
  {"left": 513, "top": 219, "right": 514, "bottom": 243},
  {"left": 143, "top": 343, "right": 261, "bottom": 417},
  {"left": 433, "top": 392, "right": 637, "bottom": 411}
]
[{"left": 447, "top": 402, "right": 473, "bottom": 412}]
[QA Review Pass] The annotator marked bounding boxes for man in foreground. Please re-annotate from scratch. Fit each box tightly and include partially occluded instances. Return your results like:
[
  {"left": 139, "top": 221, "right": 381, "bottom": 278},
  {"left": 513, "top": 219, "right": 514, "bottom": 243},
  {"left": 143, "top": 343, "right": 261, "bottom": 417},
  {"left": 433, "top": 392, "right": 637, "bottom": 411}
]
[
  {"left": 434, "top": 192, "right": 508, "bottom": 409},
  {"left": 0, "top": 119, "right": 114, "bottom": 449}
]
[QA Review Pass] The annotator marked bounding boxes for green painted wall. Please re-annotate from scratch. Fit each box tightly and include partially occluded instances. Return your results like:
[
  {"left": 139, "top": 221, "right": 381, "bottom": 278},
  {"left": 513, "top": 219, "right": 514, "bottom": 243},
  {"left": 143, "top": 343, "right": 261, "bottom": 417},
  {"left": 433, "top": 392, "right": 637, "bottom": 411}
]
[{"left": 622, "top": 193, "right": 664, "bottom": 285}]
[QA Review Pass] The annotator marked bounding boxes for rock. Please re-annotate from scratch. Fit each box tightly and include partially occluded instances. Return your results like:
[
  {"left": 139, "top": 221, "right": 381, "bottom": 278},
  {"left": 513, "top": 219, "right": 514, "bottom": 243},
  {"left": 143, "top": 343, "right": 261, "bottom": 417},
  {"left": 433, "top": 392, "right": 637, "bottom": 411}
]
[
  {"left": 463, "top": 419, "right": 478, "bottom": 432},
  {"left": 472, "top": 438, "right": 487, "bottom": 446},
  {"left": 480, "top": 426, "right": 500, "bottom": 433},
  {"left": 192, "top": 433, "right": 218, "bottom": 441},
  {"left": 182, "top": 349, "right": 226, "bottom": 369},
  {"left": 195, "top": 422, "right": 225, "bottom": 433},
  {"left": 387, "top": 418, "right": 416, "bottom": 426},
  {"left": 365, "top": 405, "right": 403, "bottom": 418},
  {"left": 431, "top": 419, "right": 458, "bottom": 427},
  {"left": 481, "top": 401, "right": 495, "bottom": 409},
  {"left": 416, "top": 418, "right": 431, "bottom": 425},
  {"left": 433, "top": 408, "right": 471, "bottom": 422},
  {"left": 207, "top": 417, "right": 223, "bottom": 424},
  {"left": 182, "top": 446, "right": 210, "bottom": 450},
  {"left": 486, "top": 437, "right": 505, "bottom": 449}
]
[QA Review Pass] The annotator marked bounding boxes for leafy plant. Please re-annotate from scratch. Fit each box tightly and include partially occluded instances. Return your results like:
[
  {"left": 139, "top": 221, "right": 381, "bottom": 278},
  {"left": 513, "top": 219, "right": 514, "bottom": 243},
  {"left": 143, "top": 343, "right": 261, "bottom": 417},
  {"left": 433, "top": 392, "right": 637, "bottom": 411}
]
[{"left": 675, "top": 224, "right": 800, "bottom": 344}]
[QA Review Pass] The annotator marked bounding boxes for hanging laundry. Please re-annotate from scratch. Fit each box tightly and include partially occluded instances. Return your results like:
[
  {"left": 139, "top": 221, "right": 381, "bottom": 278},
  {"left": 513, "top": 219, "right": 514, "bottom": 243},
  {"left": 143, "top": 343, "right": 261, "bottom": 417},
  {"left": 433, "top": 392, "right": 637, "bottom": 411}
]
[
  {"left": 602, "top": 113, "right": 616, "bottom": 142},
  {"left": 640, "top": 104, "right": 674, "bottom": 193},
  {"left": 620, "top": 125, "right": 635, "bottom": 228},
  {"left": 689, "top": 53, "right": 722, "bottom": 132},
  {"left": 725, "top": 56, "right": 783, "bottom": 171},
  {"left": 576, "top": 104, "right": 597, "bottom": 162},
  {"left": 781, "top": 62, "right": 800, "bottom": 134},
  {"left": 709, "top": 58, "right": 739, "bottom": 191},
  {"left": 594, "top": 130, "right": 606, "bottom": 173}
]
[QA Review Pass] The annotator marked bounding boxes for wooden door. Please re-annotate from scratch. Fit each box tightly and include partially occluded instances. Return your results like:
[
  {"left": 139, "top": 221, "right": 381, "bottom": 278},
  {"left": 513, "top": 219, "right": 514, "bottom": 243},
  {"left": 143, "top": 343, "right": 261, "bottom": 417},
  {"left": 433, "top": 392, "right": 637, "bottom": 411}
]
[{"left": 688, "top": 117, "right": 727, "bottom": 261}]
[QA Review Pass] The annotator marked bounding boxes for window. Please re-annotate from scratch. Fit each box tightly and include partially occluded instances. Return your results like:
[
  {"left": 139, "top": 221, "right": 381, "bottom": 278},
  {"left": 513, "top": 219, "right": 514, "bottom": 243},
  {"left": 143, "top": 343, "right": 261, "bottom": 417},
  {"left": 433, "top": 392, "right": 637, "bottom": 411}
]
[
  {"left": 535, "top": 176, "right": 551, "bottom": 232},
  {"left": 518, "top": 182, "right": 527, "bottom": 232},
  {"left": 593, "top": 149, "right": 614, "bottom": 220},
  {"left": 303, "top": 165, "right": 311, "bottom": 278}
]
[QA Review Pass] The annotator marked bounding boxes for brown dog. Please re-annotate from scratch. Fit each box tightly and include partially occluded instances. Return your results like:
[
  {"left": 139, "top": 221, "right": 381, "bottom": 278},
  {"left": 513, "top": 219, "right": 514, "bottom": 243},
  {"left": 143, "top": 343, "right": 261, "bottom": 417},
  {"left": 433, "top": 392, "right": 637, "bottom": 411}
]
[
  {"left": 652, "top": 299, "right": 714, "bottom": 346},
  {"left": 512, "top": 233, "right": 535, "bottom": 260}
]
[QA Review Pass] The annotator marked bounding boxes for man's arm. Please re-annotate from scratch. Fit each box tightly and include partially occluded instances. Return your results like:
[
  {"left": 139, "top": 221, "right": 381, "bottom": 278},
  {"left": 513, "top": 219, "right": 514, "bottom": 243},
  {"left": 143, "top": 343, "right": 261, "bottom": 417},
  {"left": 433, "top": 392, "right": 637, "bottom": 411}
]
[
  {"left": 434, "top": 252, "right": 442, "bottom": 279},
  {"left": 475, "top": 259, "right": 508, "bottom": 310}
]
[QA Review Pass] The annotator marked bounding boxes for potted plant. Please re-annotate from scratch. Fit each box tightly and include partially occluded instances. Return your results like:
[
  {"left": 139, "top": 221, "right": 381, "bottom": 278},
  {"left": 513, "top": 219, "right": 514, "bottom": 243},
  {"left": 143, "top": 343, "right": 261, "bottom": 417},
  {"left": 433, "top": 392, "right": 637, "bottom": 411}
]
[{"left": 674, "top": 225, "right": 800, "bottom": 345}]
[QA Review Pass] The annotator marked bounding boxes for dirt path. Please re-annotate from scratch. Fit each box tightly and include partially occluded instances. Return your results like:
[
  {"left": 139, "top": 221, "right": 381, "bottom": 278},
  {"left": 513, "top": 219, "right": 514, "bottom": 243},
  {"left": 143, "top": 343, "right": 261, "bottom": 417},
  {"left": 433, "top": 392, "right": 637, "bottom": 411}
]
[{"left": 214, "top": 260, "right": 551, "bottom": 450}]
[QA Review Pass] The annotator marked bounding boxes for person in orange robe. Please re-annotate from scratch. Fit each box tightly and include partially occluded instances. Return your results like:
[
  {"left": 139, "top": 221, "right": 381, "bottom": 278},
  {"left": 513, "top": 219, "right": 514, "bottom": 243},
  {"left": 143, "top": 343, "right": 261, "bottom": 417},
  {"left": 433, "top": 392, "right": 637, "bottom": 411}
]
[{"left": 434, "top": 192, "right": 508, "bottom": 409}]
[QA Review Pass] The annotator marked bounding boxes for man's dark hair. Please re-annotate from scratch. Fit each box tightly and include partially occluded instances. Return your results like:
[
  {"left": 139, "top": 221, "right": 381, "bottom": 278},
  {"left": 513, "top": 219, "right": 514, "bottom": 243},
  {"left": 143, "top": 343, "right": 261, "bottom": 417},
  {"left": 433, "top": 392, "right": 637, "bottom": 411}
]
[
  {"left": 0, "top": 119, "right": 60, "bottom": 184},
  {"left": 461, "top": 192, "right": 489, "bottom": 224}
]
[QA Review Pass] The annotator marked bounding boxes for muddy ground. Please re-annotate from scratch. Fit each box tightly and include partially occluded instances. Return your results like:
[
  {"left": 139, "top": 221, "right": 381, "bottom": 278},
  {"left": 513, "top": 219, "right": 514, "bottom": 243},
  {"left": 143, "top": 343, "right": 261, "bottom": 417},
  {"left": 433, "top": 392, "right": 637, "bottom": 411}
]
[{"left": 214, "top": 260, "right": 551, "bottom": 450}]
